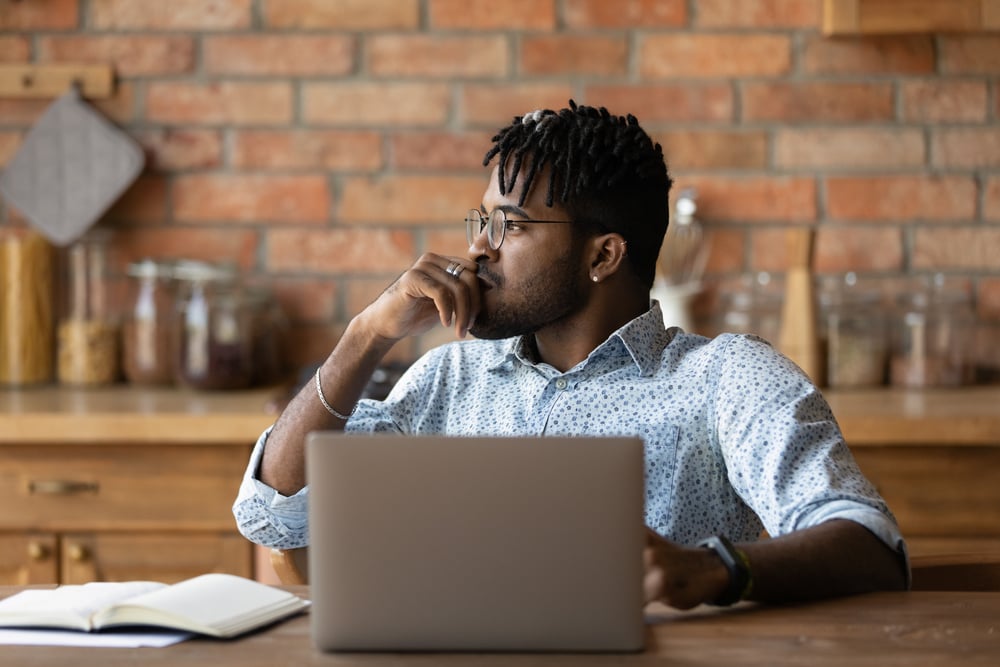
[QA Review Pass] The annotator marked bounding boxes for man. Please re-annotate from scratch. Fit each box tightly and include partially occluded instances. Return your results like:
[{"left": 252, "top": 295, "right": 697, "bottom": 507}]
[{"left": 235, "top": 101, "right": 908, "bottom": 609}]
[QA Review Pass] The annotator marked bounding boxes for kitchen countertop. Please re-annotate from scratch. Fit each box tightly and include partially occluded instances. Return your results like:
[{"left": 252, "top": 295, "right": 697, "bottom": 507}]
[{"left": 1, "top": 384, "right": 998, "bottom": 446}]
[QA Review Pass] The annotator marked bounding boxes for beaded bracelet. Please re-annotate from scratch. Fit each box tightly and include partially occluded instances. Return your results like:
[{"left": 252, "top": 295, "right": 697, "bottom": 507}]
[{"left": 315, "top": 370, "right": 356, "bottom": 421}]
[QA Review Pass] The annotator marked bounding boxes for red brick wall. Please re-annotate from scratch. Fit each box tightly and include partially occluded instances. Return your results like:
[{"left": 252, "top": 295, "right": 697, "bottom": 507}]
[{"left": 2, "top": 0, "right": 999, "bottom": 367}]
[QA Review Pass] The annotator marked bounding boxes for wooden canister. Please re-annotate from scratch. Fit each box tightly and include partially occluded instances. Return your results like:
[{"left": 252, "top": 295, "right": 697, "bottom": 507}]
[{"left": 0, "top": 227, "right": 55, "bottom": 385}]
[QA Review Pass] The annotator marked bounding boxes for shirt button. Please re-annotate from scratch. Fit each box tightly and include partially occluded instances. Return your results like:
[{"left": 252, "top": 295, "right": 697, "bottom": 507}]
[{"left": 555, "top": 378, "right": 568, "bottom": 390}]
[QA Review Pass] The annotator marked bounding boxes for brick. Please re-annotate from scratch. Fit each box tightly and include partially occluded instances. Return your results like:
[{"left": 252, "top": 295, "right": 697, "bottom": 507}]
[
  {"left": 204, "top": 35, "right": 354, "bottom": 76},
  {"left": 425, "top": 228, "right": 482, "bottom": 257},
  {"left": 913, "top": 228, "right": 1000, "bottom": 270},
  {"left": 267, "top": 228, "right": 415, "bottom": 274},
  {"left": 696, "top": 0, "right": 819, "bottom": 27},
  {"left": 700, "top": 228, "right": 746, "bottom": 274},
  {"left": 774, "top": 129, "right": 925, "bottom": 170},
  {"left": 303, "top": 82, "right": 450, "bottom": 127},
  {"left": 564, "top": 0, "right": 686, "bottom": 28},
  {"left": 89, "top": 0, "right": 251, "bottom": 29},
  {"left": 340, "top": 176, "right": 486, "bottom": 225},
  {"left": 146, "top": 82, "right": 292, "bottom": 125},
  {"left": 0, "top": 0, "right": 77, "bottom": 29},
  {"left": 389, "top": 131, "right": 495, "bottom": 170},
  {"left": 901, "top": 81, "right": 988, "bottom": 123},
  {"left": 0, "top": 131, "right": 20, "bottom": 167},
  {"left": 813, "top": 227, "right": 903, "bottom": 273},
  {"left": 174, "top": 174, "right": 330, "bottom": 223},
  {"left": 748, "top": 228, "right": 791, "bottom": 272},
  {"left": 0, "top": 36, "right": 30, "bottom": 61},
  {"left": 585, "top": 84, "right": 733, "bottom": 123},
  {"left": 653, "top": 130, "right": 767, "bottom": 170},
  {"left": 677, "top": 177, "right": 816, "bottom": 223},
  {"left": 233, "top": 130, "right": 382, "bottom": 171},
  {"left": 263, "top": 0, "right": 418, "bottom": 29},
  {"left": 38, "top": 36, "right": 194, "bottom": 76},
  {"left": 931, "top": 129, "right": 1000, "bottom": 169},
  {"left": 987, "top": 179, "right": 1000, "bottom": 221},
  {"left": 826, "top": 176, "right": 977, "bottom": 222},
  {"left": 640, "top": 34, "right": 791, "bottom": 78},
  {"left": 135, "top": 129, "right": 223, "bottom": 171},
  {"left": 429, "top": 0, "right": 556, "bottom": 29},
  {"left": 742, "top": 82, "right": 893, "bottom": 122},
  {"left": 104, "top": 176, "right": 169, "bottom": 225},
  {"left": 369, "top": 35, "right": 508, "bottom": 78},
  {"left": 282, "top": 324, "right": 342, "bottom": 369},
  {"left": 270, "top": 277, "right": 338, "bottom": 323},
  {"left": 114, "top": 226, "right": 259, "bottom": 270},
  {"left": 0, "top": 99, "right": 48, "bottom": 125},
  {"left": 90, "top": 80, "right": 136, "bottom": 124},
  {"left": 940, "top": 35, "right": 1000, "bottom": 74},
  {"left": 520, "top": 35, "right": 628, "bottom": 77},
  {"left": 461, "top": 84, "right": 575, "bottom": 127},
  {"left": 801, "top": 35, "right": 934, "bottom": 75},
  {"left": 977, "top": 279, "right": 1000, "bottom": 319}
]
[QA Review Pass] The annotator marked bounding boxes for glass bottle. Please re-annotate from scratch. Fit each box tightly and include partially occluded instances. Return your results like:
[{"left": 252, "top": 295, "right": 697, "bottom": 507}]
[
  {"left": 819, "top": 273, "right": 887, "bottom": 388},
  {"left": 173, "top": 261, "right": 254, "bottom": 390},
  {"left": 890, "top": 275, "right": 974, "bottom": 388},
  {"left": 57, "top": 229, "right": 120, "bottom": 386},
  {"left": 714, "top": 272, "right": 783, "bottom": 344},
  {"left": 0, "top": 227, "right": 55, "bottom": 385},
  {"left": 123, "top": 259, "right": 175, "bottom": 385}
]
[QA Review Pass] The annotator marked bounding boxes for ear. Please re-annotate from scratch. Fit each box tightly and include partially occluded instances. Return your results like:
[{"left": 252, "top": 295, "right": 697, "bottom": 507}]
[{"left": 587, "top": 233, "right": 629, "bottom": 283}]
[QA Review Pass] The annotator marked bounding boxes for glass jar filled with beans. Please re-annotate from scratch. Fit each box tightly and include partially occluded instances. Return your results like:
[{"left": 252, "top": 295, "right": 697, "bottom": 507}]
[{"left": 57, "top": 229, "right": 120, "bottom": 386}]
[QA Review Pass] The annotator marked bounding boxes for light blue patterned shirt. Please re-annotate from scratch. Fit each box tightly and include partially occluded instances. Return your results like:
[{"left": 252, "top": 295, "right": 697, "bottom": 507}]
[{"left": 234, "top": 303, "right": 905, "bottom": 556}]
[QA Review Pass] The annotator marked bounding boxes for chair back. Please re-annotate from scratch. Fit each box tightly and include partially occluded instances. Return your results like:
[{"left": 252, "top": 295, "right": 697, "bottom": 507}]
[{"left": 270, "top": 547, "right": 309, "bottom": 585}]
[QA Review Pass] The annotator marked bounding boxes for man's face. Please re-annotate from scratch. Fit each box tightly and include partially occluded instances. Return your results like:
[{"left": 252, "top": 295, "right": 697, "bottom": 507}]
[{"left": 467, "top": 165, "right": 591, "bottom": 340}]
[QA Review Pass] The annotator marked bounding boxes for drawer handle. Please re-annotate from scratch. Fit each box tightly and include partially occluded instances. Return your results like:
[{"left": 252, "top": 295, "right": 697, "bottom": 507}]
[
  {"left": 28, "top": 480, "right": 100, "bottom": 495},
  {"left": 28, "top": 541, "right": 50, "bottom": 561}
]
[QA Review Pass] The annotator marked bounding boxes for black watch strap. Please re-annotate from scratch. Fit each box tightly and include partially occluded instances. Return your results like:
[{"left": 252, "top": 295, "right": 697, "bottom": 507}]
[{"left": 697, "top": 535, "right": 752, "bottom": 606}]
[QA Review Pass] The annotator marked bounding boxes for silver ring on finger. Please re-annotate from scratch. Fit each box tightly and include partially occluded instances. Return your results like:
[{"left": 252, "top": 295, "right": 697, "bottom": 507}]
[{"left": 445, "top": 261, "right": 465, "bottom": 279}]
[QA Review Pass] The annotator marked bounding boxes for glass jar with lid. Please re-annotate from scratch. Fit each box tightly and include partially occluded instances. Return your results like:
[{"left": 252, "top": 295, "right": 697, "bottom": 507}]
[
  {"left": 818, "top": 273, "right": 887, "bottom": 388},
  {"left": 57, "top": 228, "right": 120, "bottom": 386},
  {"left": 713, "top": 272, "right": 783, "bottom": 344},
  {"left": 123, "top": 259, "right": 175, "bottom": 385},
  {"left": 172, "top": 260, "right": 254, "bottom": 390},
  {"left": 889, "top": 275, "right": 974, "bottom": 388}
]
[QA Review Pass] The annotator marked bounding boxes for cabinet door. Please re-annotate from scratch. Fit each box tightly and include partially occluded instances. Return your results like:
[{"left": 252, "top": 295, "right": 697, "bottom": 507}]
[
  {"left": 61, "top": 532, "right": 253, "bottom": 584},
  {"left": 0, "top": 533, "right": 59, "bottom": 585}
]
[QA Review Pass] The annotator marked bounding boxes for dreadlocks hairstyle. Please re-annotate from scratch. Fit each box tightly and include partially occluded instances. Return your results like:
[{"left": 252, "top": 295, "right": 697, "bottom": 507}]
[{"left": 483, "top": 100, "right": 673, "bottom": 289}]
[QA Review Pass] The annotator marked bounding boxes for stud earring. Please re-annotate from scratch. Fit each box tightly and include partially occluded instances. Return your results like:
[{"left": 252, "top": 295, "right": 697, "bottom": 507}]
[{"left": 591, "top": 275, "right": 599, "bottom": 283}]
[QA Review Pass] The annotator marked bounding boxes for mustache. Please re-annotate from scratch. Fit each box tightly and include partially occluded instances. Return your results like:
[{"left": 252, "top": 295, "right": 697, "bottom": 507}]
[{"left": 476, "top": 261, "right": 503, "bottom": 288}]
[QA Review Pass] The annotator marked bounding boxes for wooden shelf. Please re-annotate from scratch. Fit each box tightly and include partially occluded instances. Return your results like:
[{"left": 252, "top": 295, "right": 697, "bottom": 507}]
[
  {"left": 0, "top": 64, "right": 114, "bottom": 99},
  {"left": 824, "top": 0, "right": 1000, "bottom": 35}
]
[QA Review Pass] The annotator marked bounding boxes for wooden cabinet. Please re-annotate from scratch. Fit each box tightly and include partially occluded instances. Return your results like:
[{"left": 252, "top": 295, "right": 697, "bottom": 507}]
[
  {"left": 827, "top": 387, "right": 1000, "bottom": 557},
  {"left": 0, "top": 386, "right": 276, "bottom": 585}
]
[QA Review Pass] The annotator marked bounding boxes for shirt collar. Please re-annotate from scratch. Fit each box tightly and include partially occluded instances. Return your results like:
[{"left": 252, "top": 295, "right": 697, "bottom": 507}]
[{"left": 487, "top": 301, "right": 674, "bottom": 377}]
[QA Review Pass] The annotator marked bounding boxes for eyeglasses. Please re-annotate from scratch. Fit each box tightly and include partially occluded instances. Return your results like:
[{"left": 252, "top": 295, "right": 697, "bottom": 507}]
[{"left": 465, "top": 209, "right": 572, "bottom": 250}]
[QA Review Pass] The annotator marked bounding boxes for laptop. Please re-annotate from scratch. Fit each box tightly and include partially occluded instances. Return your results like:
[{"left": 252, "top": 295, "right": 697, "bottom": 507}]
[{"left": 305, "top": 433, "right": 646, "bottom": 653}]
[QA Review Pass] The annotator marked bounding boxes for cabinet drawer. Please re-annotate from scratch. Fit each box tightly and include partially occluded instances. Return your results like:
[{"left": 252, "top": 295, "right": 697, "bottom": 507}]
[
  {"left": 0, "top": 445, "right": 250, "bottom": 531},
  {"left": 851, "top": 446, "right": 1000, "bottom": 537}
]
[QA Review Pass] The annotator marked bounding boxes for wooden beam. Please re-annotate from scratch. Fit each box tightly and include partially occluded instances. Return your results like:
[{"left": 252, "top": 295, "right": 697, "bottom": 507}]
[
  {"left": 0, "top": 64, "right": 114, "bottom": 99},
  {"left": 823, "top": 0, "right": 1000, "bottom": 35}
]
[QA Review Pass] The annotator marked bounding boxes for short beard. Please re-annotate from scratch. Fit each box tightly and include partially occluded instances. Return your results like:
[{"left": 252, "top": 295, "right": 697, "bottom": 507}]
[{"left": 469, "top": 251, "right": 587, "bottom": 340}]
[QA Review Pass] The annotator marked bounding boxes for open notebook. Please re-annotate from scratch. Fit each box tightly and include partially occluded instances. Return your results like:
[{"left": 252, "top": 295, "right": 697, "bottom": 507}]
[{"left": 306, "top": 433, "right": 646, "bottom": 653}]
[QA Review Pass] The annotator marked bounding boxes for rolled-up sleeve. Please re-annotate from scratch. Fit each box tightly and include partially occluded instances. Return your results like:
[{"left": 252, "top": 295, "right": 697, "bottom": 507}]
[{"left": 232, "top": 426, "right": 311, "bottom": 549}]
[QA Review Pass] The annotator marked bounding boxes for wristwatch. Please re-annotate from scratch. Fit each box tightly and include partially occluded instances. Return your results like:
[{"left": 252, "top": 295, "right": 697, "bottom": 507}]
[{"left": 697, "top": 535, "right": 753, "bottom": 606}]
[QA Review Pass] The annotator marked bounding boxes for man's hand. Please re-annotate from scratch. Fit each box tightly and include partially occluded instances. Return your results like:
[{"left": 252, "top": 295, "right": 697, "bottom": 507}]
[
  {"left": 360, "top": 253, "right": 482, "bottom": 342},
  {"left": 643, "top": 528, "right": 729, "bottom": 610}
]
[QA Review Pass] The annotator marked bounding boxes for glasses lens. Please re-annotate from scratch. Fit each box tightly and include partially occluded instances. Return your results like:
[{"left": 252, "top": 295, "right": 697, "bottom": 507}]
[
  {"left": 487, "top": 209, "right": 506, "bottom": 250},
  {"left": 465, "top": 210, "right": 484, "bottom": 246}
]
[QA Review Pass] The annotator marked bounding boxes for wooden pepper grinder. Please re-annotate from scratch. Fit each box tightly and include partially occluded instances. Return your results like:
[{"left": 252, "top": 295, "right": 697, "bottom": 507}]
[{"left": 778, "top": 227, "right": 822, "bottom": 383}]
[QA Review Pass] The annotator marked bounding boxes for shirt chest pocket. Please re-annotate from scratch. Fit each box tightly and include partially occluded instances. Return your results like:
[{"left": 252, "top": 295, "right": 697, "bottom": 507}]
[{"left": 639, "top": 421, "right": 681, "bottom": 532}]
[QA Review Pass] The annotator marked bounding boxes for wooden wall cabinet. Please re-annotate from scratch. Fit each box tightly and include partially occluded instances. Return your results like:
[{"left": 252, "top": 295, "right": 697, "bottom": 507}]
[
  {"left": 0, "top": 387, "right": 275, "bottom": 585},
  {"left": 824, "top": 0, "right": 1000, "bottom": 35}
]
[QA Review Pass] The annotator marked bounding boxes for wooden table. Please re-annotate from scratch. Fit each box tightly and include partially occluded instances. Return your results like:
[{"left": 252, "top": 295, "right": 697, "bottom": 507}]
[{"left": 1, "top": 588, "right": 997, "bottom": 665}]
